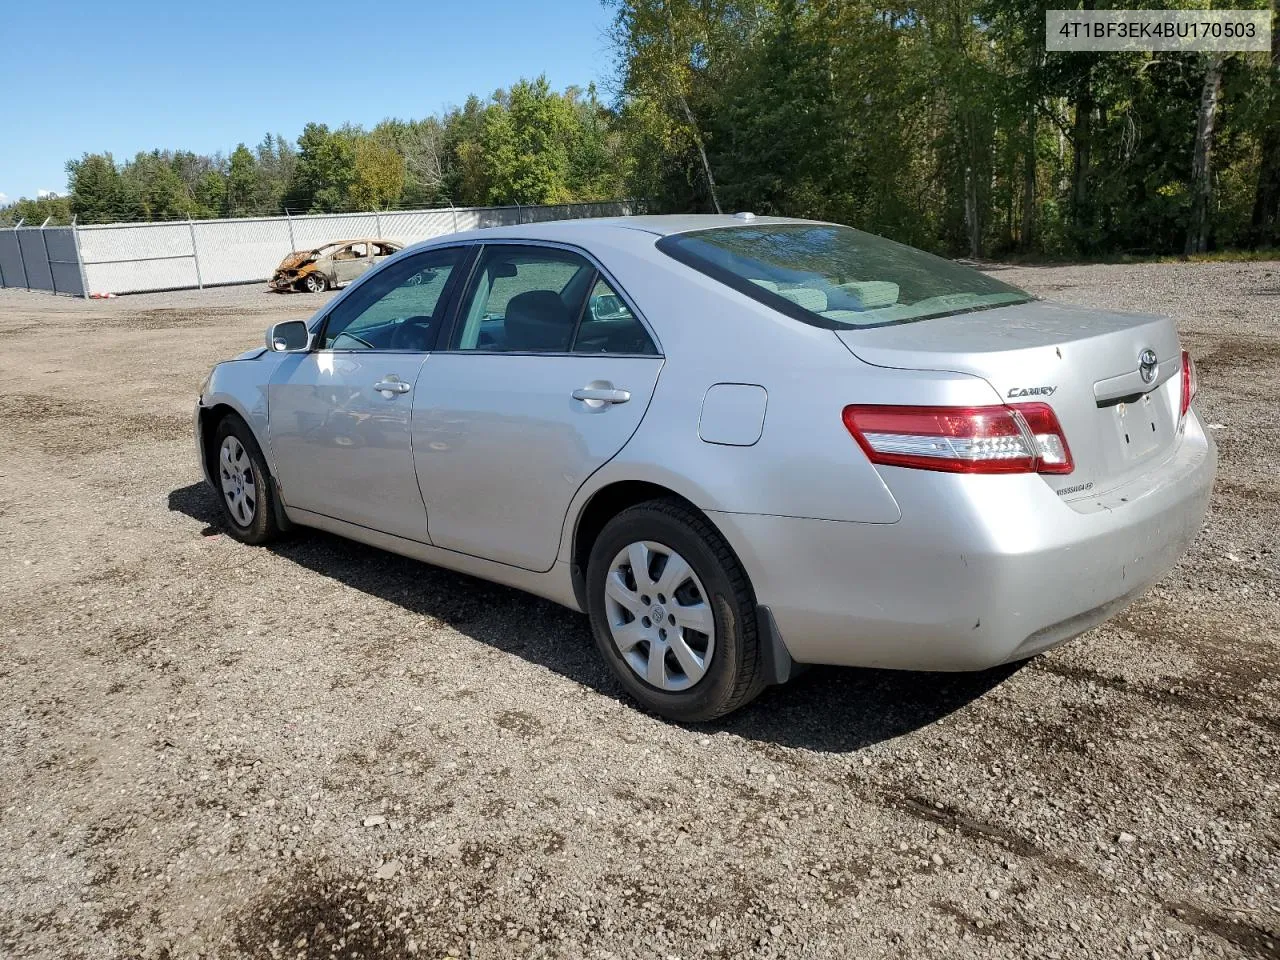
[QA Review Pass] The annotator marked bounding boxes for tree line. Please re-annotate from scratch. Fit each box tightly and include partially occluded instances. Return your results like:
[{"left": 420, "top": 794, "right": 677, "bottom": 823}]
[
  {"left": 3, "top": 0, "right": 1278, "bottom": 258},
  {"left": 2, "top": 78, "right": 629, "bottom": 228},
  {"left": 614, "top": 0, "right": 1279, "bottom": 256}
]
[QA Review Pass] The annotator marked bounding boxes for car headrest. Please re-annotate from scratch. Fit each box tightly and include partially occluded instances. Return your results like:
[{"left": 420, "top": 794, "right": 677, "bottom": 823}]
[
  {"left": 775, "top": 286, "right": 828, "bottom": 313},
  {"left": 837, "top": 280, "right": 900, "bottom": 310},
  {"left": 504, "top": 290, "right": 573, "bottom": 352}
]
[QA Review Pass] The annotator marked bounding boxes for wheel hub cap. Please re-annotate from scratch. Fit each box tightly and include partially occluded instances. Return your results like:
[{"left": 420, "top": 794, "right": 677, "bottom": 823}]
[
  {"left": 604, "top": 541, "right": 715, "bottom": 692},
  {"left": 218, "top": 435, "right": 257, "bottom": 528}
]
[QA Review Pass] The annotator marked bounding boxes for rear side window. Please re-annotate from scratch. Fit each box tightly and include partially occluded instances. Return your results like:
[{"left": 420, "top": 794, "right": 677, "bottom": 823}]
[
  {"left": 450, "top": 245, "right": 657, "bottom": 355},
  {"left": 657, "top": 224, "right": 1033, "bottom": 329},
  {"left": 574, "top": 277, "right": 657, "bottom": 355},
  {"left": 452, "top": 246, "right": 590, "bottom": 352}
]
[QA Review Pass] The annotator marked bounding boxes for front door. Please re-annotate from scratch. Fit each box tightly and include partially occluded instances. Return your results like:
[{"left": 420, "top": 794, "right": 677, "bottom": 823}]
[
  {"left": 412, "top": 243, "right": 663, "bottom": 571},
  {"left": 332, "top": 242, "right": 372, "bottom": 286},
  {"left": 268, "top": 246, "right": 466, "bottom": 539}
]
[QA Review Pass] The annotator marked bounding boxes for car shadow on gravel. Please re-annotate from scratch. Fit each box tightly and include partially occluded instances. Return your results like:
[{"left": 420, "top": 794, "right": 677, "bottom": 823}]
[{"left": 168, "top": 482, "right": 1020, "bottom": 753}]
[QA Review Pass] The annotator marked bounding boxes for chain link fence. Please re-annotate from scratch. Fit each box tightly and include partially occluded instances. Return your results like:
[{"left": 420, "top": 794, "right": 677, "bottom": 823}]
[{"left": 0, "top": 201, "right": 636, "bottom": 297}]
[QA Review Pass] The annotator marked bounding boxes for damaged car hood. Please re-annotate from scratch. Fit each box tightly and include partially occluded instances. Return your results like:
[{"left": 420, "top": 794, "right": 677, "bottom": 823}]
[{"left": 276, "top": 250, "right": 318, "bottom": 271}]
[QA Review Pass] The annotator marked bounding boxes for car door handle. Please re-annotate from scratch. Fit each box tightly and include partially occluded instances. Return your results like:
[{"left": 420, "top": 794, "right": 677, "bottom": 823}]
[
  {"left": 374, "top": 379, "right": 412, "bottom": 395},
  {"left": 572, "top": 386, "right": 631, "bottom": 404}
]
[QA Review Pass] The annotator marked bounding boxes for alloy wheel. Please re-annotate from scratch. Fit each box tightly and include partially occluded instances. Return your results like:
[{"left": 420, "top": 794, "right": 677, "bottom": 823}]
[{"left": 604, "top": 541, "right": 715, "bottom": 691}]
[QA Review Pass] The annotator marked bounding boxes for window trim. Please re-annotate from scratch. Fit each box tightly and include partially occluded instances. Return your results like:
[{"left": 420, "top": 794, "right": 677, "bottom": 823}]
[
  {"left": 435, "top": 239, "right": 663, "bottom": 358},
  {"left": 311, "top": 245, "right": 472, "bottom": 355}
]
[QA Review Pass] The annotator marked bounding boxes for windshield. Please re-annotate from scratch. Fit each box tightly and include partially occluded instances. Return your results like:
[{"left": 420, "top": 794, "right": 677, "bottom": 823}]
[{"left": 656, "top": 223, "right": 1033, "bottom": 329}]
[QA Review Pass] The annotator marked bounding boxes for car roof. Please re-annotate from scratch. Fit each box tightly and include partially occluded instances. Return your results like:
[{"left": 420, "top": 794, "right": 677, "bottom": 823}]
[
  {"left": 407, "top": 214, "right": 823, "bottom": 250},
  {"left": 553, "top": 213, "right": 816, "bottom": 237}
]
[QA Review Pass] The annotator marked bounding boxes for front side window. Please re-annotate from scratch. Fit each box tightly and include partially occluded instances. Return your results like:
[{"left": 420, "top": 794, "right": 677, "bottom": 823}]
[
  {"left": 657, "top": 224, "right": 1033, "bottom": 329},
  {"left": 320, "top": 247, "right": 463, "bottom": 351}
]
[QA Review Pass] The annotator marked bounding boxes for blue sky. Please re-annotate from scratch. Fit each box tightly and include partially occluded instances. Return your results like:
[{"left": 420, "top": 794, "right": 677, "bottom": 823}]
[{"left": 0, "top": 0, "right": 616, "bottom": 204}]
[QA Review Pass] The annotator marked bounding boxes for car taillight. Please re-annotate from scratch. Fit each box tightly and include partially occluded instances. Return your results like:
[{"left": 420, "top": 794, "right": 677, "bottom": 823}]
[
  {"left": 841, "top": 403, "right": 1074, "bottom": 475},
  {"left": 1180, "top": 349, "right": 1197, "bottom": 419}
]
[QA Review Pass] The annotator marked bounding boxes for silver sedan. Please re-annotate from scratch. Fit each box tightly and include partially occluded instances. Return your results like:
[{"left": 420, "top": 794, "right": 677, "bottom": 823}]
[{"left": 195, "top": 215, "right": 1216, "bottom": 721}]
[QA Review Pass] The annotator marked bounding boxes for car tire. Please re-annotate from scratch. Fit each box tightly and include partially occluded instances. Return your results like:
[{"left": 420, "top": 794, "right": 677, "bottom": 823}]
[
  {"left": 212, "top": 414, "right": 282, "bottom": 545},
  {"left": 585, "top": 499, "right": 765, "bottom": 722},
  {"left": 301, "top": 272, "right": 328, "bottom": 294}
]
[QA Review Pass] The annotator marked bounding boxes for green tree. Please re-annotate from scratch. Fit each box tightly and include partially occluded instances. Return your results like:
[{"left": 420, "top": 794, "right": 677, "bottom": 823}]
[
  {"left": 372, "top": 118, "right": 446, "bottom": 207},
  {"left": 611, "top": 0, "right": 736, "bottom": 212},
  {"left": 124, "top": 151, "right": 193, "bottom": 220},
  {"left": 66, "top": 153, "right": 127, "bottom": 223},
  {"left": 288, "top": 123, "right": 357, "bottom": 212},
  {"left": 480, "top": 79, "right": 564, "bottom": 204},
  {"left": 0, "top": 194, "right": 73, "bottom": 226},
  {"left": 226, "top": 144, "right": 258, "bottom": 217},
  {"left": 349, "top": 137, "right": 406, "bottom": 210},
  {"left": 444, "top": 95, "right": 493, "bottom": 204},
  {"left": 254, "top": 133, "right": 296, "bottom": 214}
]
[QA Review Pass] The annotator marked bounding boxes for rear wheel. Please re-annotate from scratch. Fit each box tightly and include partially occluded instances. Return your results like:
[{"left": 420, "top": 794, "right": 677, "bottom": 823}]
[
  {"left": 585, "top": 499, "right": 764, "bottom": 722},
  {"left": 301, "top": 272, "right": 328, "bottom": 293},
  {"left": 213, "top": 415, "right": 282, "bottom": 545}
]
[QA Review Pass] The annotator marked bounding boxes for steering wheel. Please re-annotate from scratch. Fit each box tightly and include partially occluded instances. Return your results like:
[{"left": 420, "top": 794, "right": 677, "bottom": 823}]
[{"left": 390, "top": 315, "right": 437, "bottom": 351}]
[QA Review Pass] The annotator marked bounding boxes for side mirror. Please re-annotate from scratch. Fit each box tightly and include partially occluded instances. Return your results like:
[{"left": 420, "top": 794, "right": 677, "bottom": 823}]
[
  {"left": 267, "top": 319, "right": 311, "bottom": 352},
  {"left": 590, "top": 294, "right": 625, "bottom": 320}
]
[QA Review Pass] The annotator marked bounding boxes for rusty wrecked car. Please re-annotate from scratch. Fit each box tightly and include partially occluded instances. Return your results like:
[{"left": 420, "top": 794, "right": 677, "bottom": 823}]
[{"left": 269, "top": 239, "right": 403, "bottom": 293}]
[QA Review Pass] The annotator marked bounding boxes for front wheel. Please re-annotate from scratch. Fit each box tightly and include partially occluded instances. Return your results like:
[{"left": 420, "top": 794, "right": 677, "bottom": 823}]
[
  {"left": 213, "top": 415, "right": 283, "bottom": 545},
  {"left": 585, "top": 499, "right": 764, "bottom": 722},
  {"left": 301, "top": 272, "right": 328, "bottom": 293}
]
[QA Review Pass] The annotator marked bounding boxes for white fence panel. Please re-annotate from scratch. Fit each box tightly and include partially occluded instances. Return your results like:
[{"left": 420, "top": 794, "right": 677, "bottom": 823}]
[
  {"left": 289, "top": 214, "right": 380, "bottom": 251},
  {"left": 193, "top": 218, "right": 294, "bottom": 287},
  {"left": 78, "top": 222, "right": 197, "bottom": 295},
  {"left": 378, "top": 209, "right": 460, "bottom": 243},
  {"left": 67, "top": 201, "right": 635, "bottom": 295}
]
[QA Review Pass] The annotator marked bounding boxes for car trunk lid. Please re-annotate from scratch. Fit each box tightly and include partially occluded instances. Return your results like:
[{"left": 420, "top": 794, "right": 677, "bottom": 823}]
[{"left": 835, "top": 300, "right": 1185, "bottom": 500}]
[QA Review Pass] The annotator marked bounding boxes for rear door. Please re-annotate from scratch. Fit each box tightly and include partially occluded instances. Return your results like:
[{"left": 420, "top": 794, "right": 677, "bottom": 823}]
[
  {"left": 268, "top": 246, "right": 466, "bottom": 538},
  {"left": 412, "top": 243, "right": 663, "bottom": 571},
  {"left": 373, "top": 241, "right": 398, "bottom": 267}
]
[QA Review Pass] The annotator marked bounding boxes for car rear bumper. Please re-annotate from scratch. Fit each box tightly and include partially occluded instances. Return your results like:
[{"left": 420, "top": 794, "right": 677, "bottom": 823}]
[{"left": 710, "top": 413, "right": 1216, "bottom": 671}]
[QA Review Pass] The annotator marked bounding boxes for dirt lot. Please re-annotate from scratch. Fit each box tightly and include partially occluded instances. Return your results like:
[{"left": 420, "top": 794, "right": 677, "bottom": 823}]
[{"left": 0, "top": 262, "right": 1276, "bottom": 960}]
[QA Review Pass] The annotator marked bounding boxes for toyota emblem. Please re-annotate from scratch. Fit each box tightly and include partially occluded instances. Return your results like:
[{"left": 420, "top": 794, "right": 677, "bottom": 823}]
[{"left": 1138, "top": 348, "right": 1158, "bottom": 384}]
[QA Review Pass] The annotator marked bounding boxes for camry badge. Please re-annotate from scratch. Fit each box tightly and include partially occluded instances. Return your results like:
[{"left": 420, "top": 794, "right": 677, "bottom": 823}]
[
  {"left": 1006, "top": 385, "right": 1057, "bottom": 398},
  {"left": 1139, "top": 348, "right": 1158, "bottom": 384}
]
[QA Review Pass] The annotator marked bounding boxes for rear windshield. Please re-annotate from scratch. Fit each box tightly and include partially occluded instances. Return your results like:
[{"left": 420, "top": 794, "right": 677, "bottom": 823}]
[{"left": 656, "top": 223, "right": 1033, "bottom": 329}]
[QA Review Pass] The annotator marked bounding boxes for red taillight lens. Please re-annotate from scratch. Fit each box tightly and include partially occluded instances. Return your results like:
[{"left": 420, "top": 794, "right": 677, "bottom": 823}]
[
  {"left": 842, "top": 403, "right": 1073, "bottom": 475},
  {"left": 1180, "top": 349, "right": 1197, "bottom": 419},
  {"left": 1012, "top": 402, "right": 1075, "bottom": 474}
]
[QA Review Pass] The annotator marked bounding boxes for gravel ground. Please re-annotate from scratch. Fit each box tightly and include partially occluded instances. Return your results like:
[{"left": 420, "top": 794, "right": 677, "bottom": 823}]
[{"left": 0, "top": 262, "right": 1276, "bottom": 960}]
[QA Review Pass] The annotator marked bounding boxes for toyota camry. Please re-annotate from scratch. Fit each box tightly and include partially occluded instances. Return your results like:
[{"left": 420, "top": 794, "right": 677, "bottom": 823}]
[{"left": 195, "top": 215, "right": 1216, "bottom": 721}]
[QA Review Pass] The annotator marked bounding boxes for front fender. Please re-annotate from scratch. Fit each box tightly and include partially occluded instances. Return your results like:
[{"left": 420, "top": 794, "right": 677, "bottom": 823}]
[{"left": 198, "top": 354, "right": 282, "bottom": 477}]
